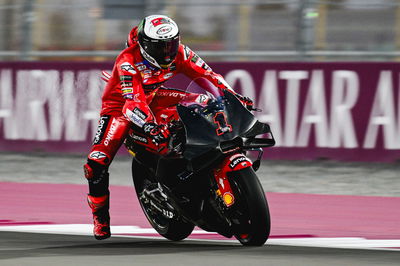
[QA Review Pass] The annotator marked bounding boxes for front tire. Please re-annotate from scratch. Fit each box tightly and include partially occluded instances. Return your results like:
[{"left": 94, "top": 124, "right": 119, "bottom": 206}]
[
  {"left": 229, "top": 167, "right": 271, "bottom": 246},
  {"left": 132, "top": 159, "right": 194, "bottom": 241}
]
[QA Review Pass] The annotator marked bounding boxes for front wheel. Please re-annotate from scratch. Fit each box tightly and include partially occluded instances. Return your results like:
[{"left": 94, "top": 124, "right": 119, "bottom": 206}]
[
  {"left": 132, "top": 159, "right": 194, "bottom": 241},
  {"left": 229, "top": 167, "right": 271, "bottom": 246}
]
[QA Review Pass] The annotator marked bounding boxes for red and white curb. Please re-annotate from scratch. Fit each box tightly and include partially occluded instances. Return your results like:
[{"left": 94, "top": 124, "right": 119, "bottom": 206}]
[{"left": 0, "top": 224, "right": 399, "bottom": 251}]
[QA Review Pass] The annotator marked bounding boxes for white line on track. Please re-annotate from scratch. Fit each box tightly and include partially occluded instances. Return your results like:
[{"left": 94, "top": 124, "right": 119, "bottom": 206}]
[{"left": 0, "top": 224, "right": 399, "bottom": 251}]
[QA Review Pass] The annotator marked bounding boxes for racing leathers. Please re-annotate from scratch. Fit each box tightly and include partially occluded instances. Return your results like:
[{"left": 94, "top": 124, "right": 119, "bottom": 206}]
[{"left": 83, "top": 28, "right": 244, "bottom": 240}]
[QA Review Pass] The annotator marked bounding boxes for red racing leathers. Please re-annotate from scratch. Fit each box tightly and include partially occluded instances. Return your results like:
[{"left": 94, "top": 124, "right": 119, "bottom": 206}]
[
  {"left": 83, "top": 26, "right": 244, "bottom": 240},
  {"left": 84, "top": 28, "right": 237, "bottom": 194}
]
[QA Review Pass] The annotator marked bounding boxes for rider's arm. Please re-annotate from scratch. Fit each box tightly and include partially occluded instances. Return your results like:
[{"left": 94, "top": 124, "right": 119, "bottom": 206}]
[
  {"left": 177, "top": 45, "right": 253, "bottom": 107},
  {"left": 117, "top": 55, "right": 169, "bottom": 143},
  {"left": 177, "top": 45, "right": 235, "bottom": 93}
]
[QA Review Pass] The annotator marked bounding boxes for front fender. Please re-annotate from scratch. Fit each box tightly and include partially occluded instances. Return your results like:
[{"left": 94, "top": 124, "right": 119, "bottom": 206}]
[
  {"left": 213, "top": 153, "right": 252, "bottom": 208},
  {"left": 222, "top": 153, "right": 253, "bottom": 173}
]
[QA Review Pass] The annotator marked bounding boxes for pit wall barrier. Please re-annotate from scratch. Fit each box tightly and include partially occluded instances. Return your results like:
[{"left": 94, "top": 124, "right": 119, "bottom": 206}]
[{"left": 0, "top": 61, "right": 399, "bottom": 162}]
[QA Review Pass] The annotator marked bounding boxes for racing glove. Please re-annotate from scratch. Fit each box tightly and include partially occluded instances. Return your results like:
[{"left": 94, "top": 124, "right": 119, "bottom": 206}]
[
  {"left": 143, "top": 122, "right": 170, "bottom": 145},
  {"left": 235, "top": 93, "right": 254, "bottom": 110}
]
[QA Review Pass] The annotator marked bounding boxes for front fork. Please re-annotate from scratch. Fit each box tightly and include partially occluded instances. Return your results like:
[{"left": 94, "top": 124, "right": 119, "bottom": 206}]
[{"left": 213, "top": 153, "right": 253, "bottom": 208}]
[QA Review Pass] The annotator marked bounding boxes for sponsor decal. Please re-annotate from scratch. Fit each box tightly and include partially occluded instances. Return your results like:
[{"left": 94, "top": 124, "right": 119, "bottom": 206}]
[
  {"left": 89, "top": 151, "right": 107, "bottom": 160},
  {"left": 156, "top": 91, "right": 186, "bottom": 98},
  {"left": 123, "top": 92, "right": 139, "bottom": 101},
  {"left": 195, "top": 94, "right": 209, "bottom": 104},
  {"left": 156, "top": 25, "right": 172, "bottom": 35},
  {"left": 202, "top": 63, "right": 211, "bottom": 71},
  {"left": 93, "top": 115, "right": 110, "bottom": 145},
  {"left": 169, "top": 63, "right": 177, "bottom": 72},
  {"left": 151, "top": 17, "right": 169, "bottom": 27},
  {"left": 132, "top": 133, "right": 148, "bottom": 143},
  {"left": 126, "top": 109, "right": 146, "bottom": 127},
  {"left": 196, "top": 58, "right": 205, "bottom": 68},
  {"left": 124, "top": 94, "right": 133, "bottom": 100},
  {"left": 143, "top": 73, "right": 152, "bottom": 79},
  {"left": 121, "top": 81, "right": 133, "bottom": 87},
  {"left": 132, "top": 93, "right": 140, "bottom": 102},
  {"left": 183, "top": 45, "right": 191, "bottom": 60},
  {"left": 162, "top": 209, "right": 174, "bottom": 219},
  {"left": 142, "top": 123, "right": 154, "bottom": 132},
  {"left": 191, "top": 54, "right": 199, "bottom": 63},
  {"left": 120, "top": 75, "right": 133, "bottom": 81},
  {"left": 135, "top": 63, "right": 146, "bottom": 71},
  {"left": 120, "top": 62, "right": 137, "bottom": 74},
  {"left": 223, "top": 192, "right": 235, "bottom": 207},
  {"left": 122, "top": 88, "right": 133, "bottom": 95},
  {"left": 133, "top": 107, "right": 148, "bottom": 120},
  {"left": 104, "top": 118, "right": 118, "bottom": 146},
  {"left": 229, "top": 155, "right": 249, "bottom": 169},
  {"left": 163, "top": 73, "right": 173, "bottom": 79}
]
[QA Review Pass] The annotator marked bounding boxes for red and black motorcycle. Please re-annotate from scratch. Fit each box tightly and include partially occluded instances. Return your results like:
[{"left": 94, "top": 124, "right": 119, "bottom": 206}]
[{"left": 124, "top": 78, "right": 275, "bottom": 246}]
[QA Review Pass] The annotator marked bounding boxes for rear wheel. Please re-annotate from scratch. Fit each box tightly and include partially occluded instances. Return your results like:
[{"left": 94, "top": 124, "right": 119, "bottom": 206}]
[
  {"left": 229, "top": 167, "right": 270, "bottom": 246},
  {"left": 132, "top": 159, "right": 194, "bottom": 241}
]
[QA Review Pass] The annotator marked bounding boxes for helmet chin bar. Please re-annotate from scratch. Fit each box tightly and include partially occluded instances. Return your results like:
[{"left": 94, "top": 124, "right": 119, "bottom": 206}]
[{"left": 139, "top": 45, "right": 162, "bottom": 69}]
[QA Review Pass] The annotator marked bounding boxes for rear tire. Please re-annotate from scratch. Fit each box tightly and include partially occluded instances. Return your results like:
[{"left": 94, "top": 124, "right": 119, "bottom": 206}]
[
  {"left": 229, "top": 167, "right": 270, "bottom": 246},
  {"left": 132, "top": 159, "right": 194, "bottom": 241}
]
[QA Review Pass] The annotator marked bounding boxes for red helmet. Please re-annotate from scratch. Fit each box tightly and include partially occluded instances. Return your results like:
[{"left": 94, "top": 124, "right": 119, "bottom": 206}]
[{"left": 137, "top": 15, "right": 180, "bottom": 69}]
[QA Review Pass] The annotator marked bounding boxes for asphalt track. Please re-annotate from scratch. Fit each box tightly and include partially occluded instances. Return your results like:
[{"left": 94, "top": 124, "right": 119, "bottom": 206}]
[
  {"left": 1, "top": 232, "right": 400, "bottom": 266},
  {"left": 1, "top": 153, "right": 400, "bottom": 265}
]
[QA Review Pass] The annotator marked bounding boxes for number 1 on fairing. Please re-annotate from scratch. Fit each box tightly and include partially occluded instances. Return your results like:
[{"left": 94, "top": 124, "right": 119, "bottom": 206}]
[{"left": 214, "top": 112, "right": 232, "bottom": 135}]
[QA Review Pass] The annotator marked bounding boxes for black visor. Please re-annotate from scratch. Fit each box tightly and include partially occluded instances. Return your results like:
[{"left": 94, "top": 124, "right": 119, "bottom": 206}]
[{"left": 141, "top": 36, "right": 179, "bottom": 68}]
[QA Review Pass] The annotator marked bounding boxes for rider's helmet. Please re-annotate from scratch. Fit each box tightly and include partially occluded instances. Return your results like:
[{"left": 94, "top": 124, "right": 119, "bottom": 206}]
[{"left": 137, "top": 15, "right": 180, "bottom": 69}]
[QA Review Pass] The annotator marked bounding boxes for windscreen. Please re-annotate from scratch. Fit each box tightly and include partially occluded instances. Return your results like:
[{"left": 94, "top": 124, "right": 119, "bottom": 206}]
[{"left": 179, "top": 78, "right": 224, "bottom": 109}]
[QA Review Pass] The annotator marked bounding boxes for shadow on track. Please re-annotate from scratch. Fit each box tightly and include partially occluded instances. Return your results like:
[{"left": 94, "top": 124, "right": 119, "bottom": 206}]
[{"left": 0, "top": 232, "right": 241, "bottom": 260}]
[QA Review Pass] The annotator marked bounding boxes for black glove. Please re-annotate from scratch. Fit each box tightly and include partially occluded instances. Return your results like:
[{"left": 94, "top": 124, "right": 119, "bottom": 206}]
[
  {"left": 143, "top": 122, "right": 170, "bottom": 145},
  {"left": 236, "top": 94, "right": 254, "bottom": 110}
]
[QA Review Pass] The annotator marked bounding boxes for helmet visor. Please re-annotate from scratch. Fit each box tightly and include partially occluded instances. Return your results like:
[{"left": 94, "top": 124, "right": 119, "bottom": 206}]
[{"left": 142, "top": 36, "right": 180, "bottom": 68}]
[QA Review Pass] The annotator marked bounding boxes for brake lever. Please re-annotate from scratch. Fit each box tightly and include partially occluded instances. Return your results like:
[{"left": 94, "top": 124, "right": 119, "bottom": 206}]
[{"left": 247, "top": 106, "right": 262, "bottom": 112}]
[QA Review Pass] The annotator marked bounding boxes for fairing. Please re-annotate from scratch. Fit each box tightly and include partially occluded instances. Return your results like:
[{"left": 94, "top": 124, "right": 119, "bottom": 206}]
[{"left": 177, "top": 79, "right": 258, "bottom": 160}]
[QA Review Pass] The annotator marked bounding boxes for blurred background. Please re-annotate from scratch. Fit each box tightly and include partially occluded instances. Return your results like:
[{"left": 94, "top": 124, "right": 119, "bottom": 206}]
[
  {"left": 1, "top": 0, "right": 399, "bottom": 161},
  {"left": 0, "top": 0, "right": 399, "bottom": 219},
  {"left": 1, "top": 0, "right": 400, "bottom": 62}
]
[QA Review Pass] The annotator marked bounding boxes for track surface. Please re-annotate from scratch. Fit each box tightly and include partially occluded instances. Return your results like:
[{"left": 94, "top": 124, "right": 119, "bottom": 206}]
[
  {"left": 1, "top": 153, "right": 399, "bottom": 265},
  {"left": 1, "top": 232, "right": 399, "bottom": 266}
]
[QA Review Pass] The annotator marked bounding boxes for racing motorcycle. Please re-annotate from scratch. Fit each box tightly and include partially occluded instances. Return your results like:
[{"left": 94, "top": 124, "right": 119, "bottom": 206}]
[{"left": 124, "top": 78, "right": 275, "bottom": 246}]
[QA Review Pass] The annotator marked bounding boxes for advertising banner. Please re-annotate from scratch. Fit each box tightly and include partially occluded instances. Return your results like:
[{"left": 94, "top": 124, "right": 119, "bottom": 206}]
[{"left": 0, "top": 61, "right": 399, "bottom": 161}]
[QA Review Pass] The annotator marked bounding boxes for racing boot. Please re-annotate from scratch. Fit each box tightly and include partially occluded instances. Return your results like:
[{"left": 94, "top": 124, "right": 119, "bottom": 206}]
[{"left": 87, "top": 194, "right": 110, "bottom": 240}]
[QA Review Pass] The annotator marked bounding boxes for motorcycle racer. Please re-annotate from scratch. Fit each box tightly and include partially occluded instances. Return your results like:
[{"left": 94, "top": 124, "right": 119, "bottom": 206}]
[{"left": 84, "top": 14, "right": 253, "bottom": 240}]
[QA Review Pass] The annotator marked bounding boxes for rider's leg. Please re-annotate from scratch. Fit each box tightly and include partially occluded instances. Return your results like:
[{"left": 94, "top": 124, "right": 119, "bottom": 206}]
[{"left": 84, "top": 115, "right": 131, "bottom": 240}]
